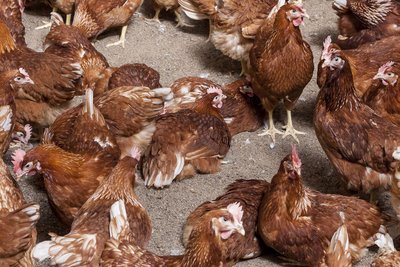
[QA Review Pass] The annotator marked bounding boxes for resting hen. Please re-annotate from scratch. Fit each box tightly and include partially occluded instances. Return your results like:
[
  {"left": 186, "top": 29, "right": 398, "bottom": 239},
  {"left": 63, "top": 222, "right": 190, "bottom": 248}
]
[
  {"left": 332, "top": 0, "right": 400, "bottom": 49},
  {"left": 249, "top": 3, "right": 314, "bottom": 145},
  {"left": 363, "top": 61, "right": 400, "bottom": 124},
  {"left": 108, "top": 63, "right": 162, "bottom": 90},
  {"left": 32, "top": 148, "right": 151, "bottom": 266},
  {"left": 101, "top": 201, "right": 245, "bottom": 266},
  {"left": 72, "top": 0, "right": 143, "bottom": 47},
  {"left": 183, "top": 179, "right": 270, "bottom": 261},
  {"left": 315, "top": 50, "right": 400, "bottom": 193},
  {"left": 0, "top": 158, "right": 40, "bottom": 267},
  {"left": 0, "top": 0, "right": 26, "bottom": 46},
  {"left": 179, "top": 0, "right": 278, "bottom": 74},
  {"left": 166, "top": 77, "right": 265, "bottom": 136},
  {"left": 0, "top": 68, "right": 33, "bottom": 156},
  {"left": 372, "top": 232, "right": 400, "bottom": 267},
  {"left": 142, "top": 89, "right": 231, "bottom": 188},
  {"left": 0, "top": 21, "right": 83, "bottom": 133},
  {"left": 258, "top": 146, "right": 383, "bottom": 266},
  {"left": 12, "top": 89, "right": 120, "bottom": 225},
  {"left": 318, "top": 36, "right": 400, "bottom": 96}
]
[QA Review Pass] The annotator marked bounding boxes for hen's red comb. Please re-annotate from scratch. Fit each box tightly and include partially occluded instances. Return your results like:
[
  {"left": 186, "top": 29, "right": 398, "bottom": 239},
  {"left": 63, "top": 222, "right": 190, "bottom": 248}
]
[
  {"left": 227, "top": 202, "right": 244, "bottom": 223},
  {"left": 23, "top": 124, "right": 32, "bottom": 144},
  {"left": 11, "top": 149, "right": 25, "bottom": 173},
  {"left": 207, "top": 86, "right": 223, "bottom": 96},
  {"left": 378, "top": 61, "right": 395, "bottom": 75},
  {"left": 321, "top": 36, "right": 332, "bottom": 60},
  {"left": 291, "top": 144, "right": 302, "bottom": 169}
]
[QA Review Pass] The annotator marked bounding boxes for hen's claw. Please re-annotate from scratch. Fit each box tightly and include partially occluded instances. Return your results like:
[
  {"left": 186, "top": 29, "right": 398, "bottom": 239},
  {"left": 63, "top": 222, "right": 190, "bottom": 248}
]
[
  {"left": 282, "top": 110, "right": 305, "bottom": 143},
  {"left": 35, "top": 21, "right": 52, "bottom": 30}
]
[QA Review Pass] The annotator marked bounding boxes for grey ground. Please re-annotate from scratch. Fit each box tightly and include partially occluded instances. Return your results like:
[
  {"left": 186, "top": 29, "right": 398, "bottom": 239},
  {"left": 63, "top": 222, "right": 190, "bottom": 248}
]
[{"left": 14, "top": 0, "right": 376, "bottom": 266}]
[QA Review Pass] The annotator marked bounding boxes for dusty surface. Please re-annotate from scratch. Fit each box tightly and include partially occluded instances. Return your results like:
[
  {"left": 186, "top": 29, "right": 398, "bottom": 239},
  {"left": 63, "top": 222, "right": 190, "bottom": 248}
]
[{"left": 11, "top": 0, "right": 377, "bottom": 266}]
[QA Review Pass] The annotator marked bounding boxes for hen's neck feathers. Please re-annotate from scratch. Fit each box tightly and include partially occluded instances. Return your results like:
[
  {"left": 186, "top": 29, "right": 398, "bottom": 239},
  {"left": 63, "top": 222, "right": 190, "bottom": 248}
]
[
  {"left": 91, "top": 157, "right": 141, "bottom": 206},
  {"left": 181, "top": 221, "right": 226, "bottom": 266},
  {"left": 27, "top": 144, "right": 86, "bottom": 175},
  {"left": 0, "top": 23, "right": 16, "bottom": 54},
  {"left": 193, "top": 96, "right": 224, "bottom": 121},
  {"left": 322, "top": 62, "right": 361, "bottom": 112}
]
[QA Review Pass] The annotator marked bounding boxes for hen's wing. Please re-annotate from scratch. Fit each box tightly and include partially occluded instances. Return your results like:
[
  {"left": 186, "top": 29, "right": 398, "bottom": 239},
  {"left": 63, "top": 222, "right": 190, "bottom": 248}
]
[
  {"left": 0, "top": 0, "right": 25, "bottom": 46},
  {"left": 142, "top": 110, "right": 230, "bottom": 188},
  {"left": 0, "top": 104, "right": 15, "bottom": 155},
  {"left": 0, "top": 203, "right": 40, "bottom": 258}
]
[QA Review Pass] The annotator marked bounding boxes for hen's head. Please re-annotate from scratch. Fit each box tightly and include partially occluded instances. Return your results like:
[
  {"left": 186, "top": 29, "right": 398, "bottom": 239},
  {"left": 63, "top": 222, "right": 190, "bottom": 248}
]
[
  {"left": 12, "top": 124, "right": 32, "bottom": 144},
  {"left": 207, "top": 86, "right": 226, "bottom": 109},
  {"left": 374, "top": 61, "right": 398, "bottom": 87},
  {"left": 279, "top": 145, "right": 302, "bottom": 181},
  {"left": 11, "top": 68, "right": 34, "bottom": 88},
  {"left": 209, "top": 202, "right": 245, "bottom": 240},
  {"left": 12, "top": 148, "right": 41, "bottom": 179},
  {"left": 281, "top": 3, "right": 309, "bottom": 27}
]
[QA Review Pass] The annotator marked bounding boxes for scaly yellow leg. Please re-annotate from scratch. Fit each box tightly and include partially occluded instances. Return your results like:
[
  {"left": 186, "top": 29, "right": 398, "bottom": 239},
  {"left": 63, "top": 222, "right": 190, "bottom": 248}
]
[
  {"left": 106, "top": 25, "right": 128, "bottom": 48},
  {"left": 258, "top": 110, "right": 283, "bottom": 147},
  {"left": 36, "top": 7, "right": 57, "bottom": 30},
  {"left": 65, "top": 14, "right": 72, "bottom": 25},
  {"left": 282, "top": 109, "right": 305, "bottom": 143}
]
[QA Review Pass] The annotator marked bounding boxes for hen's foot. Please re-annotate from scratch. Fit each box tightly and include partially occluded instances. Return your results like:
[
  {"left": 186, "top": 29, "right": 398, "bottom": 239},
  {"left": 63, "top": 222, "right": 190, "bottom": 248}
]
[
  {"left": 106, "top": 25, "right": 127, "bottom": 48},
  {"left": 282, "top": 124, "right": 305, "bottom": 143},
  {"left": 258, "top": 127, "right": 283, "bottom": 147},
  {"left": 175, "top": 10, "right": 194, "bottom": 27}
]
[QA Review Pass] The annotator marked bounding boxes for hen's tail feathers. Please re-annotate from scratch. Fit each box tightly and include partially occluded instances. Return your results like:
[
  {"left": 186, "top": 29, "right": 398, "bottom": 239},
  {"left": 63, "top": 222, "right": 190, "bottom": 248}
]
[
  {"left": 32, "top": 233, "right": 97, "bottom": 266},
  {"left": 374, "top": 232, "right": 396, "bottom": 252},
  {"left": 178, "top": 0, "right": 209, "bottom": 20},
  {"left": 333, "top": 0, "right": 348, "bottom": 12},
  {"left": 143, "top": 152, "right": 185, "bottom": 188},
  {"left": 109, "top": 200, "right": 130, "bottom": 241},
  {"left": 8, "top": 203, "right": 40, "bottom": 234},
  {"left": 152, "top": 87, "right": 174, "bottom": 102},
  {"left": 326, "top": 212, "right": 351, "bottom": 266}
]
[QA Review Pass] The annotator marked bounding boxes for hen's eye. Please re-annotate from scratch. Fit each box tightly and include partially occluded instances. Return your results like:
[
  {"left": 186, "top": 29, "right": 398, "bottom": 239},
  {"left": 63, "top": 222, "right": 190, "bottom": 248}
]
[
  {"left": 15, "top": 77, "right": 22, "bottom": 81},
  {"left": 24, "top": 162, "right": 32, "bottom": 169},
  {"left": 223, "top": 217, "right": 228, "bottom": 222},
  {"left": 291, "top": 9, "right": 297, "bottom": 14},
  {"left": 387, "top": 73, "right": 395, "bottom": 77}
]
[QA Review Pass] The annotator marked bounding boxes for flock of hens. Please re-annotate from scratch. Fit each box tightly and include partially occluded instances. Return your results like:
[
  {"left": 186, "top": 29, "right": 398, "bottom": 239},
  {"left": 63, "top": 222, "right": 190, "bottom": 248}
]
[{"left": 1, "top": 0, "right": 400, "bottom": 266}]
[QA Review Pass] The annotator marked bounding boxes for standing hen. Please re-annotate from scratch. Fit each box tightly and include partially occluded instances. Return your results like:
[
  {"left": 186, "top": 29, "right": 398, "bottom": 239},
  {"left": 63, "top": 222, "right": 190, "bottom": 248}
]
[
  {"left": 0, "top": 68, "right": 33, "bottom": 156},
  {"left": 72, "top": 0, "right": 143, "bottom": 47},
  {"left": 101, "top": 201, "right": 245, "bottom": 266},
  {"left": 0, "top": 158, "right": 40, "bottom": 267},
  {"left": 249, "top": 3, "right": 314, "bottom": 145},
  {"left": 315, "top": 51, "right": 400, "bottom": 193},
  {"left": 258, "top": 146, "right": 383, "bottom": 265},
  {"left": 142, "top": 88, "right": 231, "bottom": 188},
  {"left": 33, "top": 148, "right": 151, "bottom": 266}
]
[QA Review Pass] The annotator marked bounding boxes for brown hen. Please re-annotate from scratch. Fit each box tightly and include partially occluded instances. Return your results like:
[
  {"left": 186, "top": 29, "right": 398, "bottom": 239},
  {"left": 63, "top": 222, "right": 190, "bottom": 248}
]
[
  {"left": 142, "top": 90, "right": 231, "bottom": 188},
  {"left": 372, "top": 232, "right": 400, "bottom": 267},
  {"left": 0, "top": 68, "right": 33, "bottom": 156},
  {"left": 258, "top": 146, "right": 383, "bottom": 266},
  {"left": 101, "top": 201, "right": 245, "bottom": 266},
  {"left": 249, "top": 3, "right": 314, "bottom": 145},
  {"left": 183, "top": 179, "right": 270, "bottom": 261},
  {"left": 315, "top": 50, "right": 400, "bottom": 193},
  {"left": 33, "top": 148, "right": 151, "bottom": 266},
  {"left": 0, "top": 0, "right": 26, "bottom": 46},
  {"left": 318, "top": 35, "right": 400, "bottom": 96},
  {"left": 332, "top": 0, "right": 400, "bottom": 49},
  {"left": 0, "top": 21, "right": 83, "bottom": 133},
  {"left": 72, "top": 0, "right": 143, "bottom": 47},
  {"left": 12, "top": 89, "right": 120, "bottom": 225},
  {"left": 166, "top": 76, "right": 264, "bottom": 136},
  {"left": 108, "top": 63, "right": 162, "bottom": 90},
  {"left": 0, "top": 158, "right": 40, "bottom": 267},
  {"left": 179, "top": 0, "right": 278, "bottom": 74}
]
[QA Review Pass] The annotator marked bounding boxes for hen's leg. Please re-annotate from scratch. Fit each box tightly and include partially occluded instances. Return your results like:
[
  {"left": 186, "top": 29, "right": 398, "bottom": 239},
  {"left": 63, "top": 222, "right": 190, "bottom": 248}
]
[
  {"left": 36, "top": 7, "right": 57, "bottom": 30},
  {"left": 282, "top": 109, "right": 305, "bottom": 143},
  {"left": 106, "top": 25, "right": 128, "bottom": 48},
  {"left": 174, "top": 7, "right": 193, "bottom": 27},
  {"left": 240, "top": 60, "right": 249, "bottom": 76},
  {"left": 65, "top": 14, "right": 72, "bottom": 25},
  {"left": 258, "top": 110, "right": 283, "bottom": 147}
]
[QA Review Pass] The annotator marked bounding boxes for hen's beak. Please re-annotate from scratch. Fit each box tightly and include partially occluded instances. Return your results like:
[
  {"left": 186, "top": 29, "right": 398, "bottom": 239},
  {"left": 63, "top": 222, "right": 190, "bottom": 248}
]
[
  {"left": 15, "top": 170, "right": 28, "bottom": 180},
  {"left": 235, "top": 222, "right": 245, "bottom": 236},
  {"left": 321, "top": 59, "right": 330, "bottom": 69},
  {"left": 373, "top": 73, "right": 384, "bottom": 80},
  {"left": 301, "top": 10, "right": 310, "bottom": 20},
  {"left": 23, "top": 76, "right": 34, "bottom": 84}
]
